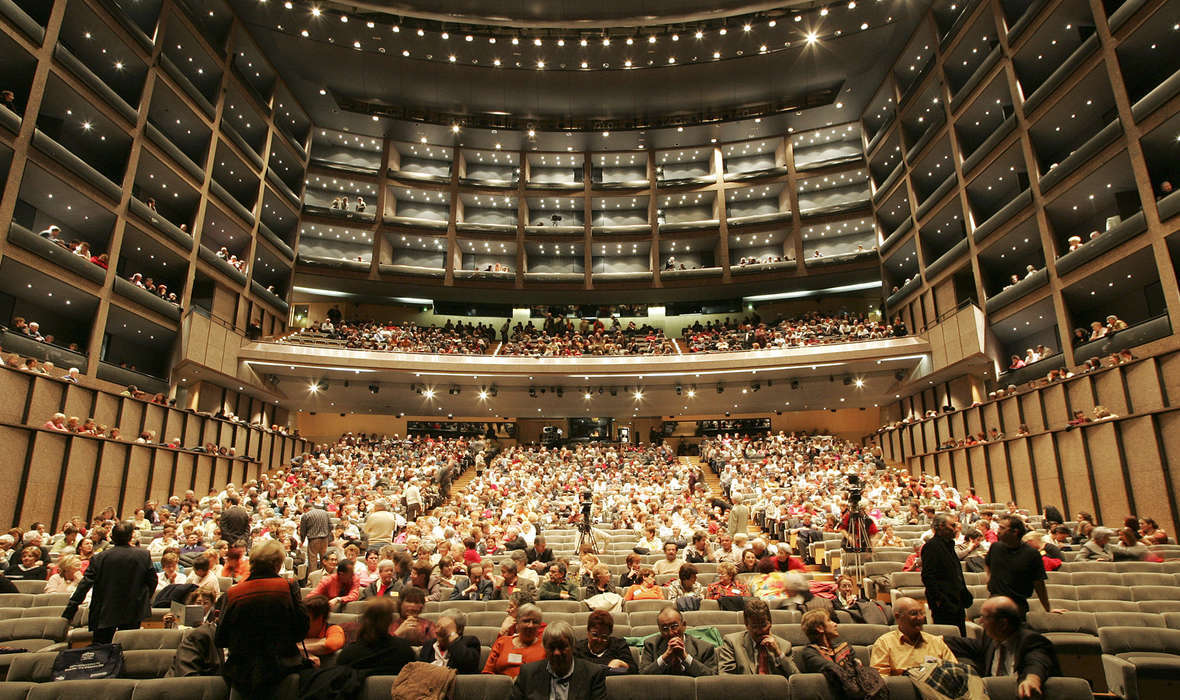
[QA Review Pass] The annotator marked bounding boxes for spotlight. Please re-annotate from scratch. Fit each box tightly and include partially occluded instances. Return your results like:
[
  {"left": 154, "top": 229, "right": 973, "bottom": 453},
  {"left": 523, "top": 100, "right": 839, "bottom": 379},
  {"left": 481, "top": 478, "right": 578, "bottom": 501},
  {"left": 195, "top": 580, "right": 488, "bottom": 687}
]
[
  {"left": 687, "top": 387, "right": 696, "bottom": 398},
  {"left": 584, "top": 392, "right": 592, "bottom": 400},
  {"left": 854, "top": 378, "right": 865, "bottom": 388},
  {"left": 478, "top": 389, "right": 489, "bottom": 400},
  {"left": 633, "top": 389, "right": 644, "bottom": 400},
  {"left": 423, "top": 388, "right": 436, "bottom": 399},
  {"left": 447, "top": 413, "right": 454, "bottom": 419},
  {"left": 308, "top": 382, "right": 320, "bottom": 393}
]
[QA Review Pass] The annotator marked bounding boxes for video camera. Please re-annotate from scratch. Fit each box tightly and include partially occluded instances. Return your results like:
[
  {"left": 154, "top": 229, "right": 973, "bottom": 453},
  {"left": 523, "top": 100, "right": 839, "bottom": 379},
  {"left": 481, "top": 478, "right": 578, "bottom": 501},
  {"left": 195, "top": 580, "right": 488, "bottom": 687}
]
[{"left": 847, "top": 473, "right": 863, "bottom": 508}]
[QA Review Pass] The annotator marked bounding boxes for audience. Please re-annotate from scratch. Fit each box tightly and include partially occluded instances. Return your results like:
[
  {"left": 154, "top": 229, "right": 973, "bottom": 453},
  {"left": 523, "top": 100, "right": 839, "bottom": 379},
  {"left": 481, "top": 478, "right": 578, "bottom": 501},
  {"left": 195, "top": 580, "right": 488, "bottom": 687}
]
[{"left": 682, "top": 311, "right": 900, "bottom": 352}]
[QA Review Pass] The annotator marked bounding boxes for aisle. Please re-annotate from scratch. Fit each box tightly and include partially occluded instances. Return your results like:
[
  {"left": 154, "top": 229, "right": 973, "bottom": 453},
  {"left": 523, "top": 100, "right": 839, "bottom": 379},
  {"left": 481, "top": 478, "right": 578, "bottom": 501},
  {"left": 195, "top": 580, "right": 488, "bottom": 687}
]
[{"left": 684, "top": 455, "right": 762, "bottom": 538}]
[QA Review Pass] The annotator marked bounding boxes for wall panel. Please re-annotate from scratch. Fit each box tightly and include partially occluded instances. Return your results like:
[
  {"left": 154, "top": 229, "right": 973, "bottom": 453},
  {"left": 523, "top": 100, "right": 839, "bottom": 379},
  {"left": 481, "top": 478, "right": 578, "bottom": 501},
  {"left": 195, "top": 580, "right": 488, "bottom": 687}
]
[
  {"left": 970, "top": 446, "right": 993, "bottom": 502},
  {"left": 0, "top": 426, "right": 32, "bottom": 526},
  {"left": 1093, "top": 370, "right": 1129, "bottom": 416},
  {"left": 1119, "top": 416, "right": 1175, "bottom": 532},
  {"left": 120, "top": 400, "right": 145, "bottom": 437},
  {"left": 20, "top": 432, "right": 67, "bottom": 527},
  {"left": 58, "top": 438, "right": 100, "bottom": 525},
  {"left": 1041, "top": 385, "right": 1067, "bottom": 428},
  {"left": 93, "top": 393, "right": 121, "bottom": 429},
  {"left": 952, "top": 448, "right": 971, "bottom": 493},
  {"left": 1003, "top": 441, "right": 1034, "bottom": 512},
  {"left": 1066, "top": 378, "right": 1095, "bottom": 417},
  {"left": 174, "top": 451, "right": 195, "bottom": 495},
  {"left": 28, "top": 379, "right": 65, "bottom": 426},
  {"left": 981, "top": 445, "right": 1010, "bottom": 503},
  {"left": 143, "top": 404, "right": 167, "bottom": 441},
  {"left": 63, "top": 385, "right": 92, "bottom": 421},
  {"left": 1028, "top": 435, "right": 1066, "bottom": 515},
  {"left": 1020, "top": 393, "right": 1044, "bottom": 431},
  {"left": 0, "top": 373, "right": 31, "bottom": 423},
  {"left": 93, "top": 441, "right": 129, "bottom": 517},
  {"left": 124, "top": 447, "right": 153, "bottom": 516},
  {"left": 1127, "top": 359, "right": 1166, "bottom": 412},
  {"left": 149, "top": 451, "right": 174, "bottom": 505},
  {"left": 1155, "top": 412, "right": 1180, "bottom": 537},
  {"left": 1083, "top": 422, "right": 1130, "bottom": 524},
  {"left": 164, "top": 410, "right": 186, "bottom": 444},
  {"left": 999, "top": 397, "right": 1021, "bottom": 433},
  {"left": 193, "top": 455, "right": 213, "bottom": 495},
  {"left": 1056, "top": 431, "right": 1096, "bottom": 520}
]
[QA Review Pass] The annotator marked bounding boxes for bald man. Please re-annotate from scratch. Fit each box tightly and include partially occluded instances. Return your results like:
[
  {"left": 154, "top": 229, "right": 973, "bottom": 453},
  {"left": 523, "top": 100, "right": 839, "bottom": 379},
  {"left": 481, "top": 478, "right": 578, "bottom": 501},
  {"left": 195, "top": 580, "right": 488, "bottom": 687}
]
[
  {"left": 945, "top": 597, "right": 1060, "bottom": 699},
  {"left": 868, "top": 597, "right": 956, "bottom": 676}
]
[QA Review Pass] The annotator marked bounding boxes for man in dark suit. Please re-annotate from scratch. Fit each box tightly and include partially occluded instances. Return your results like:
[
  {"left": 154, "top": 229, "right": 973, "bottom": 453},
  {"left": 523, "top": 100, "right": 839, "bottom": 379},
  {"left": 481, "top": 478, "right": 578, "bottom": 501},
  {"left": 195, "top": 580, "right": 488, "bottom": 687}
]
[
  {"left": 719, "top": 598, "right": 798, "bottom": 677},
  {"left": 512, "top": 621, "right": 607, "bottom": 700},
  {"left": 526, "top": 535, "right": 555, "bottom": 574},
  {"left": 62, "top": 521, "right": 157, "bottom": 644},
  {"left": 449, "top": 562, "right": 495, "bottom": 601},
  {"left": 640, "top": 607, "right": 717, "bottom": 676},
  {"left": 418, "top": 609, "right": 482, "bottom": 674},
  {"left": 945, "top": 596, "right": 1061, "bottom": 698},
  {"left": 922, "top": 513, "right": 972, "bottom": 635},
  {"left": 358, "top": 559, "right": 401, "bottom": 601}
]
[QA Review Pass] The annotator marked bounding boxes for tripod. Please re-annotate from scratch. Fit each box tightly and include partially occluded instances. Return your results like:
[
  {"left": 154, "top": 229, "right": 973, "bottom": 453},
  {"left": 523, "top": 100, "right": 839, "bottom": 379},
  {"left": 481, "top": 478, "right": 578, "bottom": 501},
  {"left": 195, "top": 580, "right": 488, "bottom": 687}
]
[
  {"left": 575, "top": 518, "right": 600, "bottom": 554},
  {"left": 841, "top": 508, "right": 873, "bottom": 590}
]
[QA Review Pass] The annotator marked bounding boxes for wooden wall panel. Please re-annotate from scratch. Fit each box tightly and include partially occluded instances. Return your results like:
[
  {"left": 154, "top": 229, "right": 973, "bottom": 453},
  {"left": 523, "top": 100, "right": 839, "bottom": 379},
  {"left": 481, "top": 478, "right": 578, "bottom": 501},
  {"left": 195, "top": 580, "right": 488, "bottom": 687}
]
[
  {"left": 983, "top": 445, "right": 1011, "bottom": 502},
  {"left": 120, "top": 400, "right": 145, "bottom": 437},
  {"left": 184, "top": 413, "right": 203, "bottom": 445},
  {"left": 124, "top": 447, "right": 153, "bottom": 516},
  {"left": 1028, "top": 435, "right": 1066, "bottom": 515},
  {"left": 1083, "top": 422, "right": 1130, "bottom": 524},
  {"left": 922, "top": 421, "right": 936, "bottom": 453},
  {"left": 193, "top": 455, "right": 213, "bottom": 495},
  {"left": 982, "top": 403, "right": 1000, "bottom": 434},
  {"left": 965, "top": 407, "right": 982, "bottom": 437},
  {"left": 1066, "top": 378, "right": 1095, "bottom": 417},
  {"left": 93, "top": 393, "right": 121, "bottom": 429},
  {"left": 28, "top": 378, "right": 65, "bottom": 425},
  {"left": 1020, "top": 393, "right": 1044, "bottom": 431},
  {"left": 0, "top": 373, "right": 30, "bottom": 423},
  {"left": 952, "top": 449, "right": 971, "bottom": 493},
  {"left": 1119, "top": 416, "right": 1175, "bottom": 532},
  {"left": 149, "top": 451, "right": 174, "bottom": 505},
  {"left": 259, "top": 433, "right": 273, "bottom": 467},
  {"left": 1127, "top": 359, "right": 1166, "bottom": 412},
  {"left": 1000, "top": 397, "right": 1021, "bottom": 433},
  {"left": 143, "top": 404, "right": 167, "bottom": 441},
  {"left": 1056, "top": 432, "right": 1096, "bottom": 519},
  {"left": 1155, "top": 412, "right": 1180, "bottom": 537},
  {"left": 1003, "top": 442, "right": 1035, "bottom": 512},
  {"left": 970, "top": 447, "right": 993, "bottom": 502},
  {"left": 20, "top": 432, "right": 66, "bottom": 527},
  {"left": 1041, "top": 385, "right": 1067, "bottom": 428},
  {"left": 93, "top": 442, "right": 129, "bottom": 517},
  {"left": 0, "top": 426, "right": 31, "bottom": 527},
  {"left": 58, "top": 438, "right": 100, "bottom": 526},
  {"left": 1093, "top": 370, "right": 1129, "bottom": 416},
  {"left": 63, "top": 385, "right": 91, "bottom": 421},
  {"left": 164, "top": 410, "right": 185, "bottom": 444},
  {"left": 174, "top": 451, "right": 195, "bottom": 495},
  {"left": 212, "top": 457, "right": 228, "bottom": 491}
]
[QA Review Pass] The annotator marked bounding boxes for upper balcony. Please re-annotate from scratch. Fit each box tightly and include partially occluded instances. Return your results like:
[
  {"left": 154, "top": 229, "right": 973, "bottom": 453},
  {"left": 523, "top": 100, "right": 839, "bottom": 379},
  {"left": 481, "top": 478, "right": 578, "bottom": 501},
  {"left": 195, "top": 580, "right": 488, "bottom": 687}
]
[
  {"left": 526, "top": 152, "right": 583, "bottom": 191},
  {"left": 656, "top": 147, "right": 714, "bottom": 188},
  {"left": 721, "top": 138, "right": 786, "bottom": 181},
  {"left": 460, "top": 148, "right": 518, "bottom": 189},
  {"left": 311, "top": 129, "right": 382, "bottom": 176},
  {"left": 793, "top": 125, "right": 863, "bottom": 172},
  {"left": 591, "top": 152, "right": 648, "bottom": 190}
]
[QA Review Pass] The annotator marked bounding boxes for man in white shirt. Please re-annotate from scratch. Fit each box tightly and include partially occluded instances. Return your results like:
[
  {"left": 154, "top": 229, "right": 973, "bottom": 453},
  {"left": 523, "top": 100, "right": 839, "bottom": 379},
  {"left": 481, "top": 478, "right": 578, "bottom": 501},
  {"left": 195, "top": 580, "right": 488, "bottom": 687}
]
[
  {"left": 404, "top": 484, "right": 422, "bottom": 520},
  {"left": 149, "top": 526, "right": 179, "bottom": 556}
]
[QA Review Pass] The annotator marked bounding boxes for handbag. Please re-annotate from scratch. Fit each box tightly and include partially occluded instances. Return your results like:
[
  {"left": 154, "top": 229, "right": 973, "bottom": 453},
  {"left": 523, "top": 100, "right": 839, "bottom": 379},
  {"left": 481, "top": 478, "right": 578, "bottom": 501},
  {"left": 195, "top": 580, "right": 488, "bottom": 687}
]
[
  {"left": 52, "top": 643, "right": 124, "bottom": 680},
  {"left": 814, "top": 642, "right": 889, "bottom": 700},
  {"left": 906, "top": 659, "right": 988, "bottom": 700}
]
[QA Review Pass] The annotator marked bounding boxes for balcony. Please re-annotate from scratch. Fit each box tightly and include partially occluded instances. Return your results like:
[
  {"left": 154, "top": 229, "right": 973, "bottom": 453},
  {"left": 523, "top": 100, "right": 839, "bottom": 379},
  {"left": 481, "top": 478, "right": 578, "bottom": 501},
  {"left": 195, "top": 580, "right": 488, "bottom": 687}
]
[{"left": 591, "top": 152, "right": 647, "bottom": 189}]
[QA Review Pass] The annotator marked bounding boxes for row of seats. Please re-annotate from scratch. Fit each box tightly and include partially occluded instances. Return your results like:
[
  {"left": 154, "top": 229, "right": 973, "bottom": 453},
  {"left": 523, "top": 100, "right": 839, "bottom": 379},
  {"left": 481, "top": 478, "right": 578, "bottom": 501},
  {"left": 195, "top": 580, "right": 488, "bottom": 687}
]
[{"left": 0, "top": 673, "right": 1096, "bottom": 700}]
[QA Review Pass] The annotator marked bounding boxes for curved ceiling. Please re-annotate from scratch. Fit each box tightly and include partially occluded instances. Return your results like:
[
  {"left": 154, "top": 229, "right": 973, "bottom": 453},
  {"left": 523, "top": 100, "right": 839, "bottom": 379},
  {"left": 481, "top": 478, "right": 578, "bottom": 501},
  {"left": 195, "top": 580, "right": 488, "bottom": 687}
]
[
  {"left": 321, "top": 0, "right": 812, "bottom": 26},
  {"left": 229, "top": 0, "right": 933, "bottom": 134}
]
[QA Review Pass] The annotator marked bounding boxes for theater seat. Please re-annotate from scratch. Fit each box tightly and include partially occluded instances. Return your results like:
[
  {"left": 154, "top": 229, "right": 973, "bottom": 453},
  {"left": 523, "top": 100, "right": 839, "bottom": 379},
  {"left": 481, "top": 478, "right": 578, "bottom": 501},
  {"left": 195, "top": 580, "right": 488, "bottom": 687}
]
[
  {"left": 1028, "top": 612, "right": 1104, "bottom": 692},
  {"left": 5, "top": 652, "right": 59, "bottom": 682},
  {"left": 0, "top": 682, "right": 37, "bottom": 700},
  {"left": 454, "top": 674, "right": 514, "bottom": 700},
  {"left": 465, "top": 626, "right": 502, "bottom": 646},
  {"left": 604, "top": 675, "right": 694, "bottom": 700},
  {"left": 1099, "top": 626, "right": 1180, "bottom": 700},
  {"left": 695, "top": 674, "right": 788, "bottom": 699},
  {"left": 787, "top": 673, "right": 920, "bottom": 700},
  {"left": 119, "top": 650, "right": 177, "bottom": 679},
  {"left": 26, "top": 679, "right": 138, "bottom": 700},
  {"left": 983, "top": 676, "right": 1093, "bottom": 699},
  {"left": 129, "top": 676, "right": 228, "bottom": 700},
  {"left": 1131, "top": 586, "right": 1180, "bottom": 602},
  {"left": 0, "top": 617, "right": 69, "bottom": 651},
  {"left": 112, "top": 629, "right": 185, "bottom": 650}
]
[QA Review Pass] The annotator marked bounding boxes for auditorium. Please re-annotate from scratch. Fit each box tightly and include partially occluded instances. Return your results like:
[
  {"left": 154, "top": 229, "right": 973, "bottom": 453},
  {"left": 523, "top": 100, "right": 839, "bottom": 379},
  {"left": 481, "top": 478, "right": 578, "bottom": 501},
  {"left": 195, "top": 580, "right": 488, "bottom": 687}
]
[{"left": 0, "top": 0, "right": 1177, "bottom": 697}]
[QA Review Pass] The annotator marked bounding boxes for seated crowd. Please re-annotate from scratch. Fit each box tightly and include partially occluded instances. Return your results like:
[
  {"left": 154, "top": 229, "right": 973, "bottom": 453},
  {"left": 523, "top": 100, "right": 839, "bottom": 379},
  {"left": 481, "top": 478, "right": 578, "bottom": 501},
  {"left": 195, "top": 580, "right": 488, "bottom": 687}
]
[
  {"left": 215, "top": 246, "right": 248, "bottom": 274},
  {"left": 127, "top": 272, "right": 181, "bottom": 306},
  {"left": 1, "top": 429, "right": 1171, "bottom": 699},
  {"left": 498, "top": 317, "right": 675, "bottom": 356},
  {"left": 38, "top": 225, "right": 109, "bottom": 270},
  {"left": 681, "top": 311, "right": 906, "bottom": 353}
]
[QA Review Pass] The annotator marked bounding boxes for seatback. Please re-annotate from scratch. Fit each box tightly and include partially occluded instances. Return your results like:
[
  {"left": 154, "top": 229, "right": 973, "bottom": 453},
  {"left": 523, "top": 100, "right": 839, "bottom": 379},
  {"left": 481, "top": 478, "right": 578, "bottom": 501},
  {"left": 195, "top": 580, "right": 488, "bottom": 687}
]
[
  {"left": 604, "top": 675, "right": 695, "bottom": 700},
  {"left": 112, "top": 629, "right": 186, "bottom": 651},
  {"left": 129, "top": 676, "right": 228, "bottom": 700},
  {"left": 1099, "top": 626, "right": 1180, "bottom": 654},
  {"left": 119, "top": 650, "right": 178, "bottom": 679}
]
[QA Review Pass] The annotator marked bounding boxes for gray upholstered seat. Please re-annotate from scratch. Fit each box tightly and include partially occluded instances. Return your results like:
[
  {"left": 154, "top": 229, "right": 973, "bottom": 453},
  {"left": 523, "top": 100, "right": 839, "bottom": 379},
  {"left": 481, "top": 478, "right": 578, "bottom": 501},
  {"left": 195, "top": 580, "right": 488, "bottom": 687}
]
[
  {"left": 112, "top": 628, "right": 186, "bottom": 650},
  {"left": 119, "top": 650, "right": 178, "bottom": 679},
  {"left": 695, "top": 674, "right": 789, "bottom": 700},
  {"left": 1099, "top": 626, "right": 1180, "bottom": 700},
  {"left": 26, "top": 680, "right": 139, "bottom": 700},
  {"left": 604, "top": 674, "right": 695, "bottom": 700},
  {"left": 129, "top": 676, "right": 228, "bottom": 700}
]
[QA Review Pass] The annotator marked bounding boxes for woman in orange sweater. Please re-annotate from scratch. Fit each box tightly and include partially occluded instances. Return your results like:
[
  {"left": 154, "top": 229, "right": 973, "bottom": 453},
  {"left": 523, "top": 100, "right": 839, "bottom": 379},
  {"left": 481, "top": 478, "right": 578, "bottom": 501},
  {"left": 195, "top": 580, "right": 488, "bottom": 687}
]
[{"left": 482, "top": 603, "right": 545, "bottom": 678}]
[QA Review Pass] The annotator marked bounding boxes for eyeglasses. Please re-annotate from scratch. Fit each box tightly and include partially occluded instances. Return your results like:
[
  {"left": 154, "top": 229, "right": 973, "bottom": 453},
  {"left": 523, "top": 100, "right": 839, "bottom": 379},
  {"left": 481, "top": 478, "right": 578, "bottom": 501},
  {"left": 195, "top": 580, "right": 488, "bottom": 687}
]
[{"left": 658, "top": 622, "right": 683, "bottom": 632}]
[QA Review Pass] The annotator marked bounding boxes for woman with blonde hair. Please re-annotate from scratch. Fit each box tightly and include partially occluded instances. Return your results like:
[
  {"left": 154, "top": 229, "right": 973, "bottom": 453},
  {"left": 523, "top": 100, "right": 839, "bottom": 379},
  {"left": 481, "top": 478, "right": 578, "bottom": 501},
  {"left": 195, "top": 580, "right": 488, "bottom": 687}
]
[{"left": 44, "top": 554, "right": 83, "bottom": 594}]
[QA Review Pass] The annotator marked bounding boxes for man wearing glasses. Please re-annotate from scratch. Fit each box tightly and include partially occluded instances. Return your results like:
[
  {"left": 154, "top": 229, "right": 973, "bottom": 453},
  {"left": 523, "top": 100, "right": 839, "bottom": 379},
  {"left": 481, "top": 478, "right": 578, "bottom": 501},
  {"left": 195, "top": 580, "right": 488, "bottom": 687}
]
[{"left": 639, "top": 607, "right": 717, "bottom": 676}]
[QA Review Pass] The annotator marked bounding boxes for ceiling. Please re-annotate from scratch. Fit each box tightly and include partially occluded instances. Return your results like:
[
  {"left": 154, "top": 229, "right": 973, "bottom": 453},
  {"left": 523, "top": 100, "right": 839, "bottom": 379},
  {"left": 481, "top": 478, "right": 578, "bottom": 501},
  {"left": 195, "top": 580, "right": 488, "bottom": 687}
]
[
  {"left": 232, "top": 348, "right": 929, "bottom": 417},
  {"left": 227, "top": 0, "right": 934, "bottom": 137}
]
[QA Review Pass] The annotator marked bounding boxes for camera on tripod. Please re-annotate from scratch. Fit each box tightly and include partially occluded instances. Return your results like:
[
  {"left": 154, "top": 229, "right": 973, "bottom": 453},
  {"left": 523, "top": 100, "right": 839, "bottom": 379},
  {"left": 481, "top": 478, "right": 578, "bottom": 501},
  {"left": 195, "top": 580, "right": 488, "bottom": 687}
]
[
  {"left": 579, "top": 490, "right": 593, "bottom": 524},
  {"left": 847, "top": 473, "right": 863, "bottom": 508}
]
